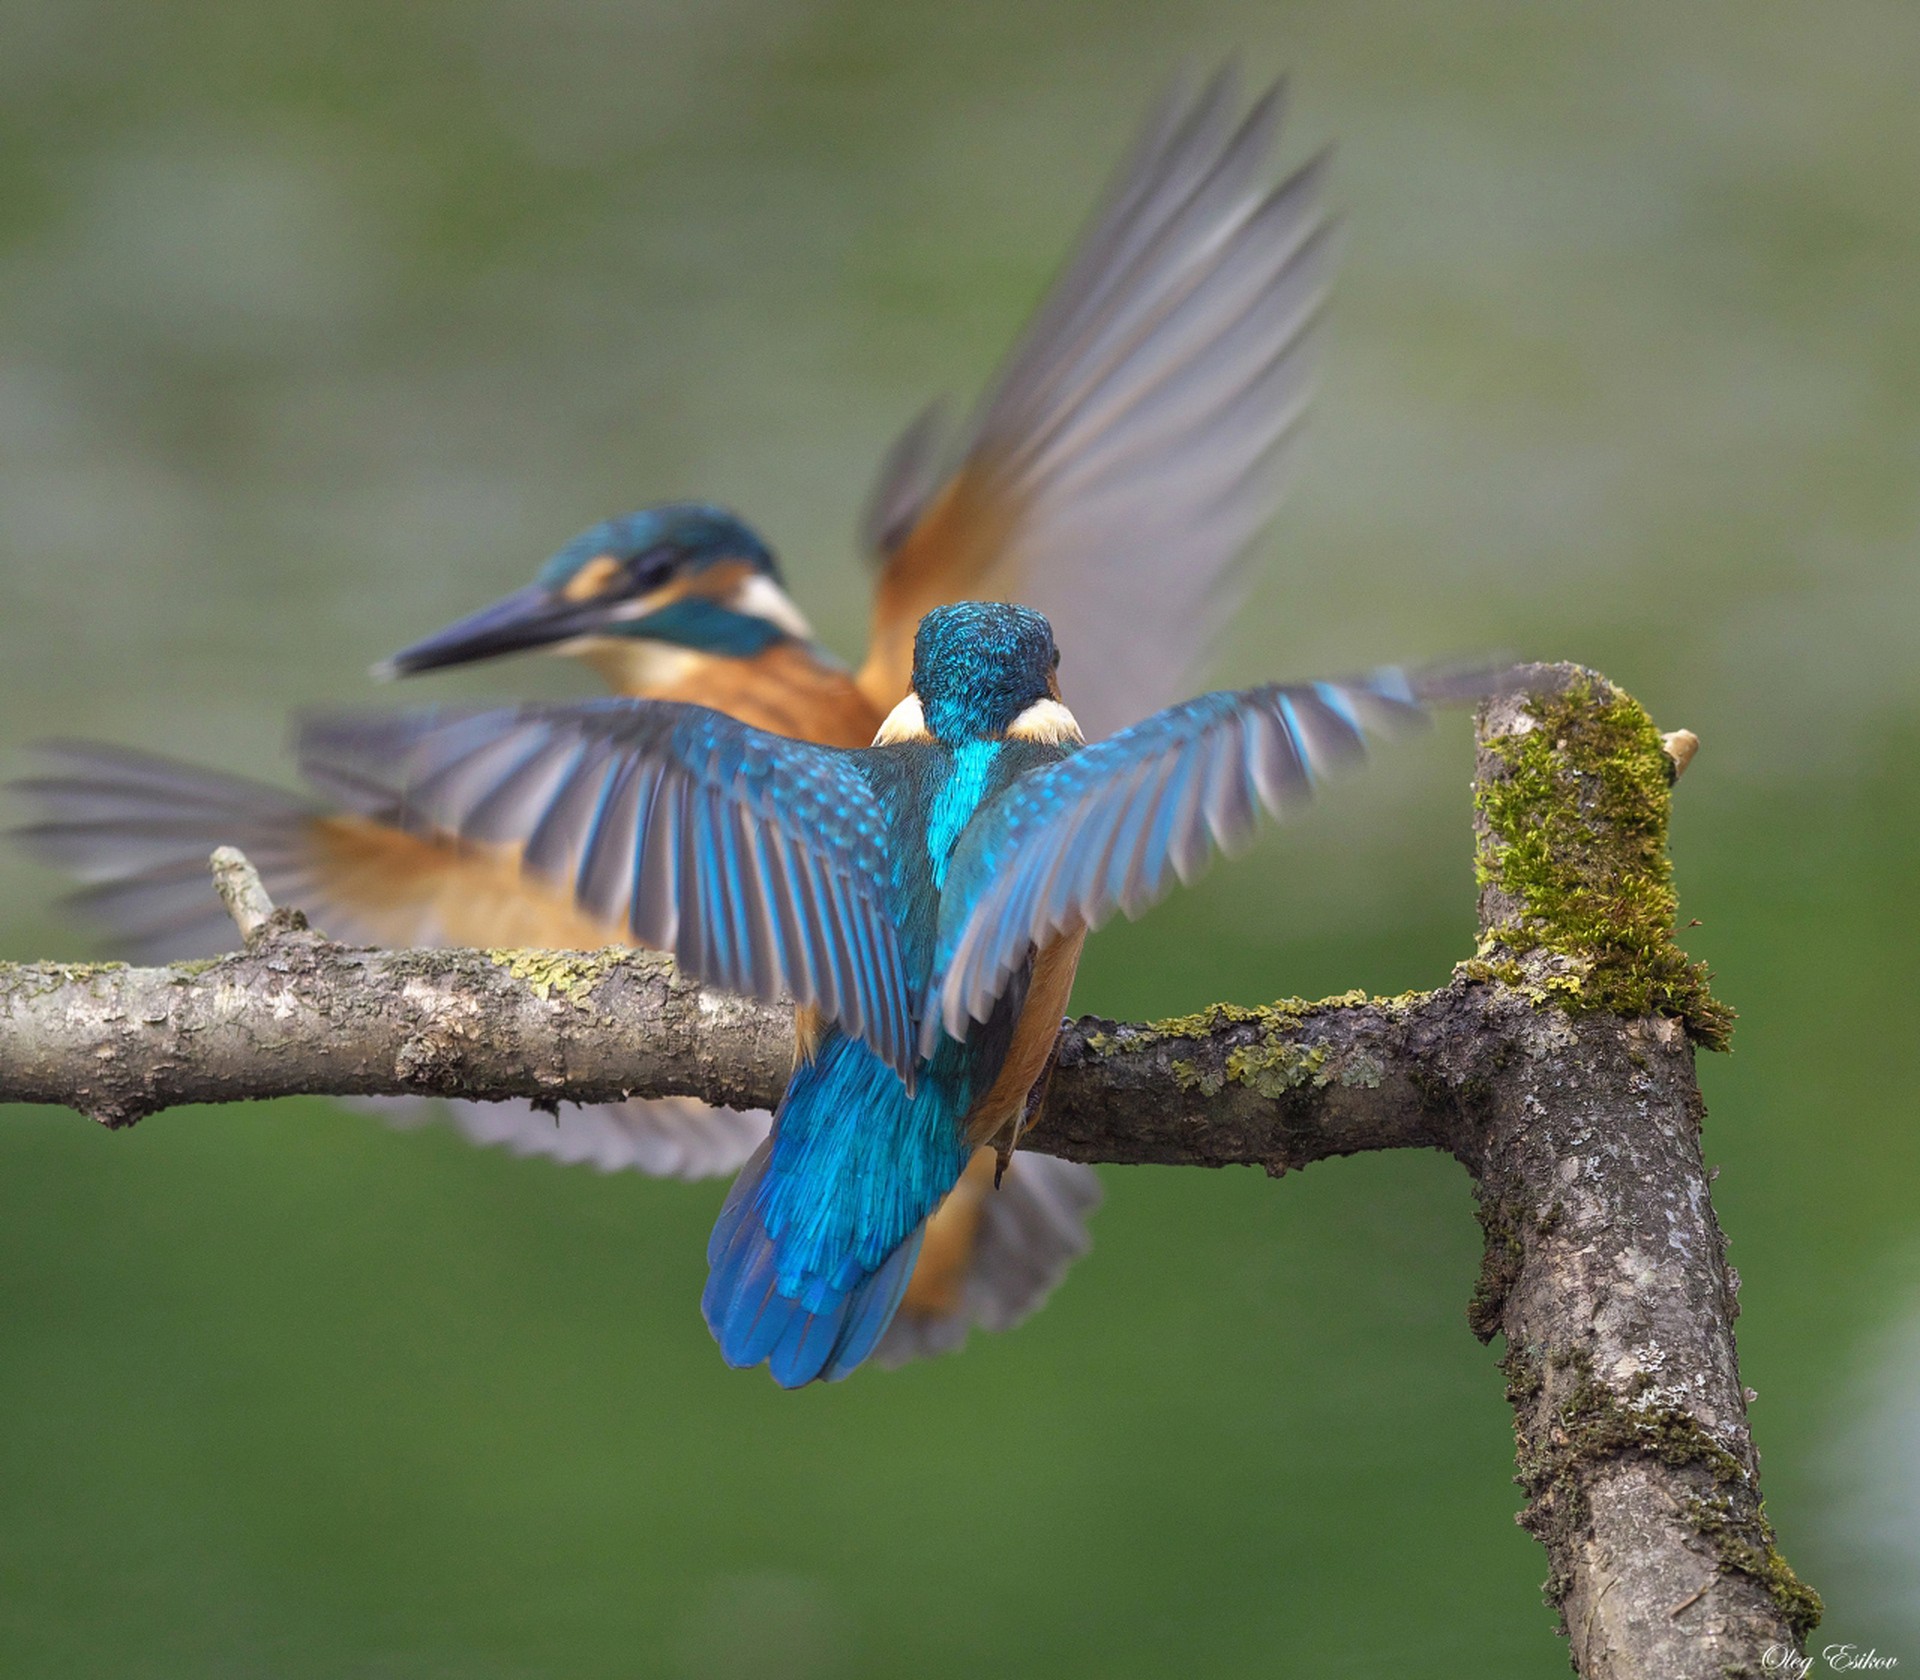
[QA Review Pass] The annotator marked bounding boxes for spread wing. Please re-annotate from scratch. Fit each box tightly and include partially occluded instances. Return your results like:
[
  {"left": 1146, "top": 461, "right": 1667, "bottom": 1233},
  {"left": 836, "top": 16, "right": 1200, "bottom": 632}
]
[
  {"left": 857, "top": 67, "right": 1334, "bottom": 738},
  {"left": 297, "top": 701, "right": 918, "bottom": 1076},
  {"left": 11, "top": 740, "right": 639, "bottom": 959},
  {"left": 9, "top": 740, "right": 781, "bottom": 1179},
  {"left": 12, "top": 741, "right": 336, "bottom": 960},
  {"left": 927, "top": 669, "right": 1492, "bottom": 1050}
]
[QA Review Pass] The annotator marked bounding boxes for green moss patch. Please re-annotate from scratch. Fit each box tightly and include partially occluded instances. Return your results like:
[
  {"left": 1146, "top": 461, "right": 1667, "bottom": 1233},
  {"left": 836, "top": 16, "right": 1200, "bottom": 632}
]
[
  {"left": 0, "top": 960, "right": 130, "bottom": 1004},
  {"left": 1468, "top": 1196, "right": 1525, "bottom": 1341},
  {"left": 1683, "top": 1491, "right": 1826, "bottom": 1640},
  {"left": 1473, "top": 677, "right": 1734, "bottom": 1049}
]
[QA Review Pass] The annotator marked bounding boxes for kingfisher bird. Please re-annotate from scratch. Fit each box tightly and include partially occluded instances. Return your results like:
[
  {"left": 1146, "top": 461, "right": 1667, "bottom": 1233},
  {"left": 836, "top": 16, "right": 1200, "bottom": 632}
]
[
  {"left": 14, "top": 67, "right": 1330, "bottom": 1365},
  {"left": 373, "top": 504, "right": 880, "bottom": 748},
  {"left": 293, "top": 602, "right": 1500, "bottom": 1385}
]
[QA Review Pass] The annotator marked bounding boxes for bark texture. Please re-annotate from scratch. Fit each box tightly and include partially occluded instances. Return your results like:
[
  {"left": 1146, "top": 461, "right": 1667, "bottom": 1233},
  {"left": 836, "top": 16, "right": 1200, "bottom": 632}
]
[
  {"left": 0, "top": 936, "right": 795, "bottom": 1127},
  {"left": 0, "top": 664, "right": 1818, "bottom": 1677},
  {"left": 1463, "top": 672, "right": 1819, "bottom": 1673}
]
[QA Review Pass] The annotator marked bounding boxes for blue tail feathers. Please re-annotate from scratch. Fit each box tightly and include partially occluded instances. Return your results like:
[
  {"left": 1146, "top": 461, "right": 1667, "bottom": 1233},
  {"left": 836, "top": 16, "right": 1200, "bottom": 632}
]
[
  {"left": 701, "top": 1028, "right": 974, "bottom": 1387},
  {"left": 704, "top": 1139, "right": 926, "bottom": 1386}
]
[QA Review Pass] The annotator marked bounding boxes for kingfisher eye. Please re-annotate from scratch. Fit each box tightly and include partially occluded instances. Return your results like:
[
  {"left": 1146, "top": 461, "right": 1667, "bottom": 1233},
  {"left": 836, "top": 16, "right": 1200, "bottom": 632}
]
[
  {"left": 627, "top": 543, "right": 686, "bottom": 594},
  {"left": 1052, "top": 647, "right": 1061, "bottom": 669}
]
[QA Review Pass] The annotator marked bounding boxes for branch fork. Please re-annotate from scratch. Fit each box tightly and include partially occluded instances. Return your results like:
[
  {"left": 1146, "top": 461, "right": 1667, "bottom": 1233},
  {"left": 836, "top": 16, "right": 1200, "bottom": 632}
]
[{"left": 0, "top": 666, "right": 1817, "bottom": 1677}]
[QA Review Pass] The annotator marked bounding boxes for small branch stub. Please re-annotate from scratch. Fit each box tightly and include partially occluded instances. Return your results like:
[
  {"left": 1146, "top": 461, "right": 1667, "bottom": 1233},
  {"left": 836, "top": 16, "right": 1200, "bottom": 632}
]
[
  {"left": 209, "top": 847, "right": 278, "bottom": 944},
  {"left": 1661, "top": 729, "right": 1700, "bottom": 781}
]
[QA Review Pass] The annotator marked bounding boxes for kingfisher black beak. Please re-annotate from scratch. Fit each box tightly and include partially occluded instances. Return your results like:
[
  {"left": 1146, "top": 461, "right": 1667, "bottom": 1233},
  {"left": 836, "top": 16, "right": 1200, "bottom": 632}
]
[{"left": 372, "top": 585, "right": 610, "bottom": 680}]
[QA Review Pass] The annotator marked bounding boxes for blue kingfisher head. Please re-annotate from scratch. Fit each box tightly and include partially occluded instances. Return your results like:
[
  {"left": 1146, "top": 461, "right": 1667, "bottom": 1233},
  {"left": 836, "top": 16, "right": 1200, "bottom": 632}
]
[
  {"left": 902, "top": 602, "right": 1073, "bottom": 746},
  {"left": 375, "top": 502, "right": 810, "bottom": 685}
]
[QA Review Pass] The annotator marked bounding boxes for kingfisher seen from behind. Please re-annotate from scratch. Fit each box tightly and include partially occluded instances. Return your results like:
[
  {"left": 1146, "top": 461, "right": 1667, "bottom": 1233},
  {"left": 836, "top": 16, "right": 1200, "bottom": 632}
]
[{"left": 299, "top": 603, "right": 1503, "bottom": 1385}]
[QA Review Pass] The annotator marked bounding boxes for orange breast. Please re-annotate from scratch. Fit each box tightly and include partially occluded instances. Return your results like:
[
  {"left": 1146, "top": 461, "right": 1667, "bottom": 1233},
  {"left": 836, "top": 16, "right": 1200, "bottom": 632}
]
[
  {"left": 899, "top": 1149, "right": 997, "bottom": 1317},
  {"left": 654, "top": 642, "right": 881, "bottom": 748},
  {"left": 964, "top": 927, "right": 1087, "bottom": 1150},
  {"left": 306, "top": 816, "right": 622, "bottom": 950}
]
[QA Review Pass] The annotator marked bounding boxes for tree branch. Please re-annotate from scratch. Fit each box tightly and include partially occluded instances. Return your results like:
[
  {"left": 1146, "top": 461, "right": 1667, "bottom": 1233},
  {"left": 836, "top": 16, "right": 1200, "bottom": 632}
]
[
  {"left": 0, "top": 664, "right": 1819, "bottom": 1677},
  {"left": 0, "top": 941, "right": 797, "bottom": 1128}
]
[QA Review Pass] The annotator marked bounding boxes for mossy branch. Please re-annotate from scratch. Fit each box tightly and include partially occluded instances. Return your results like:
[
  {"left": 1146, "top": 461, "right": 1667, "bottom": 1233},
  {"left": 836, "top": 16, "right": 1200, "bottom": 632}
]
[
  {"left": 1470, "top": 669, "right": 1735, "bottom": 1048},
  {"left": 0, "top": 664, "right": 1811, "bottom": 1677}
]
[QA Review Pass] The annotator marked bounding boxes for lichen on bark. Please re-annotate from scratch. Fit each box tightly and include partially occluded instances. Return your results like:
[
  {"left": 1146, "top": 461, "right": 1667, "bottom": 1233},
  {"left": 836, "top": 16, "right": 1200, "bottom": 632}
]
[
  {"left": 1100, "top": 993, "right": 1416, "bottom": 1100},
  {"left": 484, "top": 947, "right": 627, "bottom": 1008}
]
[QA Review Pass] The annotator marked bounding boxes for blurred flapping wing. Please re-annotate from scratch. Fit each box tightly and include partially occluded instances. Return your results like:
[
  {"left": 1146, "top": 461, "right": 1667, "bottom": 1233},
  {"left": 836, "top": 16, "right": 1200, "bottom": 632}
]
[
  {"left": 928, "top": 669, "right": 1492, "bottom": 1051},
  {"left": 298, "top": 701, "right": 917, "bottom": 1077},
  {"left": 13, "top": 741, "right": 370, "bottom": 960},
  {"left": 858, "top": 68, "right": 1335, "bottom": 737},
  {"left": 11, "top": 739, "right": 780, "bottom": 1180}
]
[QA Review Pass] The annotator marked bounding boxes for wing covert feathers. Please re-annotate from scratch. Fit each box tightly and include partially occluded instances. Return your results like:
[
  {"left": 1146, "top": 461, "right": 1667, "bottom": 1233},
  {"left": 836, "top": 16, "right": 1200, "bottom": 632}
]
[{"left": 297, "top": 701, "right": 919, "bottom": 1077}]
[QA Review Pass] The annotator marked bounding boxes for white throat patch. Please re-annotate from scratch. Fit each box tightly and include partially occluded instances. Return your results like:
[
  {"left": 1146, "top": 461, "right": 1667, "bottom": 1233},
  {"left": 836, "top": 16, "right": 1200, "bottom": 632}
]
[{"left": 562, "top": 635, "right": 706, "bottom": 694}]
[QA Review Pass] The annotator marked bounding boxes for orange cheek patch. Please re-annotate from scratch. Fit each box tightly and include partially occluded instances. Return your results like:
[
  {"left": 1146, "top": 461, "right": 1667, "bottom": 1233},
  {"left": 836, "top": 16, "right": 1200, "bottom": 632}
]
[
  {"left": 685, "top": 559, "right": 754, "bottom": 601},
  {"left": 561, "top": 554, "right": 626, "bottom": 602}
]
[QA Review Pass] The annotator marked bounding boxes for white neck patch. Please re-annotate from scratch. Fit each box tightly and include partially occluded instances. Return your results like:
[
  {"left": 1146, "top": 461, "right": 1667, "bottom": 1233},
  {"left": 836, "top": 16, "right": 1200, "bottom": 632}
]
[
  {"left": 730, "top": 573, "right": 813, "bottom": 641},
  {"left": 1006, "top": 697, "right": 1084, "bottom": 745},
  {"left": 872, "top": 692, "right": 931, "bottom": 744}
]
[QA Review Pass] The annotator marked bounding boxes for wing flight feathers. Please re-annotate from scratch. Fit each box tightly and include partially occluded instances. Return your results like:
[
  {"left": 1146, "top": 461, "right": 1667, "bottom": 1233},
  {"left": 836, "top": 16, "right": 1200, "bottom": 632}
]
[
  {"left": 927, "top": 668, "right": 1505, "bottom": 1050},
  {"left": 859, "top": 68, "right": 1334, "bottom": 739},
  {"left": 296, "top": 702, "right": 918, "bottom": 1076}
]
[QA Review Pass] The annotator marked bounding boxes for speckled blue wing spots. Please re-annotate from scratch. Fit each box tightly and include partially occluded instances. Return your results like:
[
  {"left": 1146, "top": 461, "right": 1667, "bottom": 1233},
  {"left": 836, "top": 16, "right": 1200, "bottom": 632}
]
[
  {"left": 296, "top": 701, "right": 917, "bottom": 1077},
  {"left": 926, "top": 667, "right": 1500, "bottom": 1050}
]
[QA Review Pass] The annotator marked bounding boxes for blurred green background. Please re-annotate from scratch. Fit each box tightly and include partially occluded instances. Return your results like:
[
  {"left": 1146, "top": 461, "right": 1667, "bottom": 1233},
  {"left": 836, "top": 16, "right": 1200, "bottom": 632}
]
[{"left": 2, "top": 1, "right": 1916, "bottom": 1673}]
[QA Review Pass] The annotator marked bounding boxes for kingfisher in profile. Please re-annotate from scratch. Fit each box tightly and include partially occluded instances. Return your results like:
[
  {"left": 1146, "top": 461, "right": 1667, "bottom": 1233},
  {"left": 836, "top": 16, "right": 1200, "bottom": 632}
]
[
  {"left": 295, "top": 602, "right": 1499, "bottom": 1384},
  {"left": 15, "top": 68, "right": 1333, "bottom": 1365}
]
